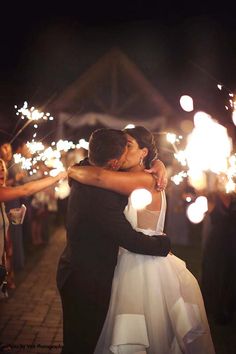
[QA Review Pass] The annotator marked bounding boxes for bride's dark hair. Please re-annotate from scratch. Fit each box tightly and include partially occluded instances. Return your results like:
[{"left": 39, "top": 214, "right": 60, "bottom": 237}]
[{"left": 123, "top": 126, "right": 158, "bottom": 168}]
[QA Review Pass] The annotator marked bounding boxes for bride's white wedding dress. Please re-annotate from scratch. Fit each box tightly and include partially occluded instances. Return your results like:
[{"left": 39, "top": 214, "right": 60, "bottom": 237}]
[{"left": 95, "top": 191, "right": 215, "bottom": 354}]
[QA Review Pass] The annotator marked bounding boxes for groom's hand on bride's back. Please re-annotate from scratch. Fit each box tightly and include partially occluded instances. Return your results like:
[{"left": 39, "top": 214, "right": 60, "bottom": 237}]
[
  {"left": 144, "top": 159, "right": 168, "bottom": 191},
  {"left": 151, "top": 233, "right": 171, "bottom": 256}
]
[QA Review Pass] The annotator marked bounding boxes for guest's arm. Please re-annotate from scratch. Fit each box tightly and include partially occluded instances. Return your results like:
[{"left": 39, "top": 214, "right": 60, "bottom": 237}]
[{"left": 0, "top": 171, "right": 66, "bottom": 202}]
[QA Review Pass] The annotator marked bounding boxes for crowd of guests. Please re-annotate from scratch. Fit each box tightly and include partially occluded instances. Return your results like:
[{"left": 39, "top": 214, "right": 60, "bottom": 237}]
[{"left": 0, "top": 136, "right": 77, "bottom": 295}]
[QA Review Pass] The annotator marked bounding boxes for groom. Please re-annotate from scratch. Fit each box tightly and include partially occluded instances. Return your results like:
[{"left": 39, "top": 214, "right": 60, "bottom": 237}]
[{"left": 57, "top": 128, "right": 171, "bottom": 354}]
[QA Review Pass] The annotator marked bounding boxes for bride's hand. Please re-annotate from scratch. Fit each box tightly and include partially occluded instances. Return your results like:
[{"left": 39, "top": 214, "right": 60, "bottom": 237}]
[{"left": 145, "top": 159, "right": 168, "bottom": 191}]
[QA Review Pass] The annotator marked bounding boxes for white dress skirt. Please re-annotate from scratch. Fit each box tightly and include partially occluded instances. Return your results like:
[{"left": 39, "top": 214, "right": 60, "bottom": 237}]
[{"left": 94, "top": 191, "right": 215, "bottom": 354}]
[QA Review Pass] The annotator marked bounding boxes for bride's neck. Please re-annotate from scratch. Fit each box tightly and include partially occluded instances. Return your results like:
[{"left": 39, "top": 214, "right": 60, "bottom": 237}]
[{"left": 128, "top": 165, "right": 145, "bottom": 172}]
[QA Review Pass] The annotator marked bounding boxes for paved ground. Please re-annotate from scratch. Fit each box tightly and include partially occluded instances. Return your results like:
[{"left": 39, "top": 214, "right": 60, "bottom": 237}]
[
  {"left": 0, "top": 225, "right": 235, "bottom": 354},
  {"left": 0, "top": 226, "right": 65, "bottom": 354}
]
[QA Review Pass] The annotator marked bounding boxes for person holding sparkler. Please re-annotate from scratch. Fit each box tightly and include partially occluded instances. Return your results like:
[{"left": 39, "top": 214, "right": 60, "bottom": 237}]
[
  {"left": 0, "top": 139, "right": 28, "bottom": 286},
  {"left": 0, "top": 157, "right": 66, "bottom": 292},
  {"left": 201, "top": 176, "right": 236, "bottom": 326}
]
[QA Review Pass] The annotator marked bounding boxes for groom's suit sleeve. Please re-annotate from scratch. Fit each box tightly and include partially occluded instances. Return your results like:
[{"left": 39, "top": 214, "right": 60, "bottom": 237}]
[{"left": 93, "top": 187, "right": 171, "bottom": 257}]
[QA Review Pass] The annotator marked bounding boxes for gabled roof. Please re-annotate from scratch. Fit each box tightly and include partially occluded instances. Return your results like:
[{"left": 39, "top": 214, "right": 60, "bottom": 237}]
[{"left": 49, "top": 47, "right": 174, "bottom": 120}]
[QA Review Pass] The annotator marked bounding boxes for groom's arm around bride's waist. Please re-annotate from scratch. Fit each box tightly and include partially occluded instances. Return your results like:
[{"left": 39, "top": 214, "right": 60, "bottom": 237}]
[{"left": 94, "top": 188, "right": 171, "bottom": 257}]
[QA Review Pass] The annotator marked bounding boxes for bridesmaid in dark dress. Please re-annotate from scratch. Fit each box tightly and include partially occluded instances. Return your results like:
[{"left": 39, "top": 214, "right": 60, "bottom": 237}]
[{"left": 201, "top": 189, "right": 236, "bottom": 324}]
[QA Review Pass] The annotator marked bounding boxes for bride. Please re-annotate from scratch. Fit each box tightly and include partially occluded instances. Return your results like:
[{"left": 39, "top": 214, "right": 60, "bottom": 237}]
[{"left": 68, "top": 126, "right": 215, "bottom": 354}]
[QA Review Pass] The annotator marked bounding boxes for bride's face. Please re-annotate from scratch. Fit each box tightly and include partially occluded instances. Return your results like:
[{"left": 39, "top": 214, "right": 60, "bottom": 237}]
[{"left": 121, "top": 134, "right": 145, "bottom": 171}]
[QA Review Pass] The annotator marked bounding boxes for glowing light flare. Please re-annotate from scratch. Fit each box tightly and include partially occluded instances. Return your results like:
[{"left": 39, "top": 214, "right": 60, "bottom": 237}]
[
  {"left": 77, "top": 139, "right": 89, "bottom": 150},
  {"left": 13, "top": 153, "right": 23, "bottom": 164},
  {"left": 124, "top": 124, "right": 135, "bottom": 129},
  {"left": 193, "top": 111, "right": 212, "bottom": 129},
  {"left": 179, "top": 95, "right": 194, "bottom": 112},
  {"left": 130, "top": 189, "right": 152, "bottom": 210},
  {"left": 185, "top": 113, "right": 232, "bottom": 174},
  {"left": 166, "top": 133, "right": 177, "bottom": 144},
  {"left": 49, "top": 166, "right": 65, "bottom": 176},
  {"left": 26, "top": 141, "right": 45, "bottom": 154},
  {"left": 186, "top": 195, "right": 208, "bottom": 224},
  {"left": 225, "top": 179, "right": 236, "bottom": 194},
  {"left": 56, "top": 140, "right": 75, "bottom": 152},
  {"left": 55, "top": 180, "right": 70, "bottom": 199},
  {"left": 195, "top": 196, "right": 208, "bottom": 213},
  {"left": 171, "top": 171, "right": 188, "bottom": 185},
  {"left": 188, "top": 170, "right": 207, "bottom": 191},
  {"left": 174, "top": 150, "right": 187, "bottom": 166},
  {"left": 13, "top": 154, "right": 32, "bottom": 170}
]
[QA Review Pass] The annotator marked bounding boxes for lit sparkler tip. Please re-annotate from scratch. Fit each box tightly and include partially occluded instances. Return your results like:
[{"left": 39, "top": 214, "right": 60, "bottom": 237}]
[{"left": 166, "top": 133, "right": 177, "bottom": 144}]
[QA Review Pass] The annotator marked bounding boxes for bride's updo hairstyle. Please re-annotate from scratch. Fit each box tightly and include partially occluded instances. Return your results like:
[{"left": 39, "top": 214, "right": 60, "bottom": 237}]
[{"left": 123, "top": 126, "right": 158, "bottom": 168}]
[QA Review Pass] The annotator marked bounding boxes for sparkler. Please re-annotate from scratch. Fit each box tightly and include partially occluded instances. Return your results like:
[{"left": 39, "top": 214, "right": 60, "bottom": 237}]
[
  {"left": 10, "top": 101, "right": 54, "bottom": 144},
  {"left": 166, "top": 94, "right": 236, "bottom": 223}
]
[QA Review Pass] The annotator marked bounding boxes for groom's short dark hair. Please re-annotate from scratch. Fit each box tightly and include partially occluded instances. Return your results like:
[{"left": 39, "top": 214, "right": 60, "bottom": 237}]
[{"left": 88, "top": 128, "right": 127, "bottom": 166}]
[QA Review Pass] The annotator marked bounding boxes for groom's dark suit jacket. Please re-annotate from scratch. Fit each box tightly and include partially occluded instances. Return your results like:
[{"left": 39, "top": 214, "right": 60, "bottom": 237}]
[{"left": 56, "top": 158, "right": 171, "bottom": 353}]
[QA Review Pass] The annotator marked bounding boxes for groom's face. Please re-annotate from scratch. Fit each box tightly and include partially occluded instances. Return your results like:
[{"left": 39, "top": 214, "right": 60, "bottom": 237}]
[{"left": 113, "top": 145, "right": 129, "bottom": 170}]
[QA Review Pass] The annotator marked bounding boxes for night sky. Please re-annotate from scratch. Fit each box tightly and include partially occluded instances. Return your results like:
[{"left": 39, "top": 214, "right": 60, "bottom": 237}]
[{"left": 0, "top": 3, "right": 236, "bottom": 136}]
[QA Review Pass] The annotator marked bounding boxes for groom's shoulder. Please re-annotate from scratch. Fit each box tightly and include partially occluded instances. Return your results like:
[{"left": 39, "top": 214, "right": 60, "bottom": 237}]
[
  {"left": 68, "top": 158, "right": 90, "bottom": 187},
  {"left": 69, "top": 158, "right": 127, "bottom": 202}
]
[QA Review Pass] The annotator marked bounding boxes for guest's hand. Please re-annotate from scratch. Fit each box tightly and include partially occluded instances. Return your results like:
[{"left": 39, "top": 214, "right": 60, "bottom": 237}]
[
  {"left": 145, "top": 159, "right": 168, "bottom": 191},
  {"left": 56, "top": 171, "right": 68, "bottom": 181}
]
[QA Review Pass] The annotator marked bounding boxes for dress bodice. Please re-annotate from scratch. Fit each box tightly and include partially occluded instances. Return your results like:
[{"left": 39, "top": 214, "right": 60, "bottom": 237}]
[
  {"left": 124, "top": 190, "right": 166, "bottom": 236},
  {"left": 137, "top": 209, "right": 160, "bottom": 231}
]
